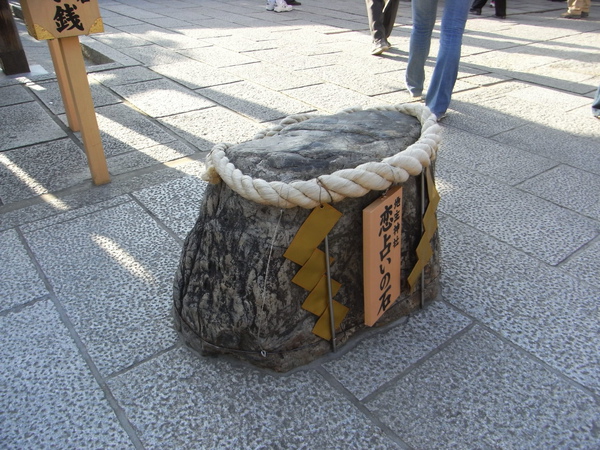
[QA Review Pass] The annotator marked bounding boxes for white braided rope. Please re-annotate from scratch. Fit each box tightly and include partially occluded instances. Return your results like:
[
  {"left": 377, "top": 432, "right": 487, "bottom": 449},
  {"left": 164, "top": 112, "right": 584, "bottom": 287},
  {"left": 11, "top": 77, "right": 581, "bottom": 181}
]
[{"left": 202, "top": 103, "right": 442, "bottom": 209}]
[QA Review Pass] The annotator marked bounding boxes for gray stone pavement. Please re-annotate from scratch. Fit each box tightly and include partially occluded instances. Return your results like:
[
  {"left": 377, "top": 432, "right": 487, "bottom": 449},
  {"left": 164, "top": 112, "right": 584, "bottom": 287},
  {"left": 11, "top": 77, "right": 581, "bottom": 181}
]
[{"left": 1, "top": 0, "right": 599, "bottom": 448}]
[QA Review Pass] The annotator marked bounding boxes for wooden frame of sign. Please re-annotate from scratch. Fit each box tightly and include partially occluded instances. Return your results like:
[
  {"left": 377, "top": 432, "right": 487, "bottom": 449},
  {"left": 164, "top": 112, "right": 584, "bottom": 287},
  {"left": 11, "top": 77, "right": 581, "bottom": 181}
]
[
  {"left": 19, "top": 0, "right": 109, "bottom": 185},
  {"left": 362, "top": 185, "right": 403, "bottom": 326}
]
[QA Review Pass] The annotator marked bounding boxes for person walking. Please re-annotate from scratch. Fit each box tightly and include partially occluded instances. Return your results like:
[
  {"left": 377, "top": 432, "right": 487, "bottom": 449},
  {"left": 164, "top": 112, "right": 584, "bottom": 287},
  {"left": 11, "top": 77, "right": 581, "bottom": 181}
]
[
  {"left": 365, "top": 0, "right": 400, "bottom": 55},
  {"left": 405, "top": 0, "right": 471, "bottom": 119},
  {"left": 560, "top": 0, "right": 591, "bottom": 18},
  {"left": 469, "top": 0, "right": 506, "bottom": 19},
  {"left": 592, "top": 85, "right": 600, "bottom": 118},
  {"left": 266, "top": 0, "right": 293, "bottom": 12}
]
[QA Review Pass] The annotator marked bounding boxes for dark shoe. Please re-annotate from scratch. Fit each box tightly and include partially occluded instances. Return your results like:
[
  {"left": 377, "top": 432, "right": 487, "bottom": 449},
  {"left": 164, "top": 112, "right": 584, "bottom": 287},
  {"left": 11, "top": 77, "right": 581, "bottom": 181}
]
[
  {"left": 581, "top": 11, "right": 589, "bottom": 17},
  {"left": 561, "top": 12, "right": 582, "bottom": 18},
  {"left": 287, "top": 0, "right": 301, "bottom": 4},
  {"left": 494, "top": 14, "right": 506, "bottom": 18},
  {"left": 469, "top": 8, "right": 482, "bottom": 15},
  {"left": 371, "top": 40, "right": 390, "bottom": 56}
]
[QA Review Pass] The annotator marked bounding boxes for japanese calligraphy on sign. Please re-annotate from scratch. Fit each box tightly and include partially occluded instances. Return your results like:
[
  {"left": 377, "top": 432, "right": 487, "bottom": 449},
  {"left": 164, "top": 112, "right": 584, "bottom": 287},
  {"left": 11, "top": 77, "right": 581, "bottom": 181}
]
[
  {"left": 19, "top": 0, "right": 103, "bottom": 40},
  {"left": 362, "top": 186, "right": 403, "bottom": 326}
]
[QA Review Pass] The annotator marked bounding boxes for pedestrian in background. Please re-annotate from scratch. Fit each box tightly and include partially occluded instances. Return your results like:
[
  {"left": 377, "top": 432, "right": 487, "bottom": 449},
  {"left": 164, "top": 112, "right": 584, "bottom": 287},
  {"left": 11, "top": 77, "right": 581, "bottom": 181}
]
[
  {"left": 592, "top": 86, "right": 600, "bottom": 118},
  {"left": 469, "top": 0, "right": 506, "bottom": 19},
  {"left": 365, "top": 0, "right": 400, "bottom": 55},
  {"left": 266, "top": 0, "right": 293, "bottom": 12},
  {"left": 405, "top": 0, "right": 471, "bottom": 119},
  {"left": 560, "top": 0, "right": 591, "bottom": 18}
]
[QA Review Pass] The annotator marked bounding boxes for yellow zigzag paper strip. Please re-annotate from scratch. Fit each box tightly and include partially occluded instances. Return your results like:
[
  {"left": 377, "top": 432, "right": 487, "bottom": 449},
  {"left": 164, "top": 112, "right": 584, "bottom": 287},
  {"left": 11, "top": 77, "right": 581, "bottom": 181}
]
[{"left": 407, "top": 166, "right": 439, "bottom": 291}]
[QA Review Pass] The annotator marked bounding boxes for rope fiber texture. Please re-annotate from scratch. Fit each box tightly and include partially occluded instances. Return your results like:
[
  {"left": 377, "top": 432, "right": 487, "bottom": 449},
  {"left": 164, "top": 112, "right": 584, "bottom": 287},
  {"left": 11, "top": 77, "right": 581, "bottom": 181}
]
[{"left": 201, "top": 103, "right": 442, "bottom": 209}]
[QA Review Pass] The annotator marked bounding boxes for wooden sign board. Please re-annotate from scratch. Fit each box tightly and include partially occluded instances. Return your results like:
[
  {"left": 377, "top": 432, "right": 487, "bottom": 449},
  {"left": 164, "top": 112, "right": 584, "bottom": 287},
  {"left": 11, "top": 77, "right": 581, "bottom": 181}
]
[
  {"left": 363, "top": 186, "right": 403, "bottom": 326},
  {"left": 19, "top": 0, "right": 103, "bottom": 40}
]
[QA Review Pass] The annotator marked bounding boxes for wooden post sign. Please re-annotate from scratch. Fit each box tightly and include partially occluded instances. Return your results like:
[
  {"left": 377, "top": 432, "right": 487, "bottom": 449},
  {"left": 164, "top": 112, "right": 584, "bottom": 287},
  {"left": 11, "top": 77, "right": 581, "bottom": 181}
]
[
  {"left": 19, "top": 0, "right": 109, "bottom": 186},
  {"left": 20, "top": 0, "right": 103, "bottom": 40},
  {"left": 363, "top": 186, "right": 403, "bottom": 326}
]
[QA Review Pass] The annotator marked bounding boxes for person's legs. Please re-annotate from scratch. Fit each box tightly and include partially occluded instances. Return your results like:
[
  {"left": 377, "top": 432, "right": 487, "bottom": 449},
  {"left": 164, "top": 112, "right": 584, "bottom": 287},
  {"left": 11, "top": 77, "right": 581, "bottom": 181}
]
[
  {"left": 405, "top": 0, "right": 438, "bottom": 97},
  {"left": 592, "top": 85, "right": 600, "bottom": 118},
  {"left": 494, "top": 0, "right": 506, "bottom": 17},
  {"left": 470, "top": 0, "right": 487, "bottom": 12},
  {"left": 382, "top": 0, "right": 401, "bottom": 39},
  {"left": 365, "top": 0, "right": 386, "bottom": 43},
  {"left": 425, "top": 0, "right": 470, "bottom": 117}
]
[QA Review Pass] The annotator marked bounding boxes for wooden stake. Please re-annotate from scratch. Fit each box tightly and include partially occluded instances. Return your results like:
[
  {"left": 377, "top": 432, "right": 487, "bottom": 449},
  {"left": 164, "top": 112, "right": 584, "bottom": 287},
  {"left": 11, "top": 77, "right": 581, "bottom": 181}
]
[
  {"left": 57, "top": 36, "right": 109, "bottom": 185},
  {"left": 47, "top": 39, "right": 79, "bottom": 131}
]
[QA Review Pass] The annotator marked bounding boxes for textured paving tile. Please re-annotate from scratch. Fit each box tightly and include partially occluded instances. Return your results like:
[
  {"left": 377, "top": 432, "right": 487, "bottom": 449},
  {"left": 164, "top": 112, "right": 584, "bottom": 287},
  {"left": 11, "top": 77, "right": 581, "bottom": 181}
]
[
  {"left": 517, "top": 165, "right": 600, "bottom": 220},
  {"left": 117, "top": 44, "right": 195, "bottom": 66},
  {"left": 150, "top": 60, "right": 242, "bottom": 89},
  {"left": 0, "top": 84, "right": 33, "bottom": 107},
  {"left": 133, "top": 175, "right": 207, "bottom": 240},
  {"left": 438, "top": 129, "right": 557, "bottom": 185},
  {"left": 439, "top": 100, "right": 528, "bottom": 138},
  {"left": 93, "top": 103, "right": 177, "bottom": 157},
  {"left": 0, "top": 300, "right": 133, "bottom": 448},
  {"left": 436, "top": 160, "right": 598, "bottom": 265},
  {"left": 24, "top": 202, "right": 181, "bottom": 376},
  {"left": 282, "top": 83, "right": 385, "bottom": 115},
  {"left": 561, "top": 239, "right": 600, "bottom": 290},
  {"left": 111, "top": 78, "right": 215, "bottom": 118},
  {"left": 179, "top": 45, "right": 261, "bottom": 67},
  {"left": 90, "top": 66, "right": 163, "bottom": 87},
  {"left": 300, "top": 64, "right": 402, "bottom": 96},
  {"left": 0, "top": 139, "right": 90, "bottom": 204},
  {"left": 225, "top": 61, "right": 323, "bottom": 91},
  {"left": 0, "top": 102, "right": 66, "bottom": 151},
  {"left": 365, "top": 326, "right": 600, "bottom": 449},
  {"left": 29, "top": 78, "right": 121, "bottom": 115},
  {"left": 198, "top": 80, "right": 315, "bottom": 122},
  {"left": 109, "top": 347, "right": 399, "bottom": 449},
  {"left": 0, "top": 229, "right": 47, "bottom": 311},
  {"left": 323, "top": 301, "right": 471, "bottom": 401},
  {"left": 158, "top": 107, "right": 263, "bottom": 152},
  {"left": 494, "top": 122, "right": 600, "bottom": 176},
  {"left": 440, "top": 216, "right": 600, "bottom": 394},
  {"left": 107, "top": 141, "right": 197, "bottom": 176}
]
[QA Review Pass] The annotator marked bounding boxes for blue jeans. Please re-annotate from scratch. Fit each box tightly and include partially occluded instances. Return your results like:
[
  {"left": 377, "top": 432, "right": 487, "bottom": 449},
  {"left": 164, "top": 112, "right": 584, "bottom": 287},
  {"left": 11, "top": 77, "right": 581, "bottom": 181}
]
[
  {"left": 593, "top": 85, "right": 600, "bottom": 118},
  {"left": 405, "top": 0, "right": 471, "bottom": 117}
]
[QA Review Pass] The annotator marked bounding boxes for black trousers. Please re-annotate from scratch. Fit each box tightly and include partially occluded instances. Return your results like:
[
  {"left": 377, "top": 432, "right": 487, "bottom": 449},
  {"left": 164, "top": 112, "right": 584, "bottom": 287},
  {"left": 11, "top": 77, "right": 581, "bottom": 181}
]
[
  {"left": 471, "top": 0, "right": 506, "bottom": 17},
  {"left": 365, "top": 0, "right": 400, "bottom": 42}
]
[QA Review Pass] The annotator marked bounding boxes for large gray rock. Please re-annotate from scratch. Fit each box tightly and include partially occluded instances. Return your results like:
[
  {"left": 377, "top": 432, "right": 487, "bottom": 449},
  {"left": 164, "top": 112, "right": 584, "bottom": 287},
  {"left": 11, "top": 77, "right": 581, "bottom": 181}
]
[{"left": 173, "top": 109, "right": 440, "bottom": 372}]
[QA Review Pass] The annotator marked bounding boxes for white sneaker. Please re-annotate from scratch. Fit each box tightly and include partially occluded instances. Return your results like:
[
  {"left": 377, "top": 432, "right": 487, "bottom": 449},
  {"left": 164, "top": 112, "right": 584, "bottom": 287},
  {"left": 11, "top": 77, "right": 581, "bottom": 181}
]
[
  {"left": 266, "top": 0, "right": 276, "bottom": 10},
  {"left": 274, "top": 0, "right": 293, "bottom": 12}
]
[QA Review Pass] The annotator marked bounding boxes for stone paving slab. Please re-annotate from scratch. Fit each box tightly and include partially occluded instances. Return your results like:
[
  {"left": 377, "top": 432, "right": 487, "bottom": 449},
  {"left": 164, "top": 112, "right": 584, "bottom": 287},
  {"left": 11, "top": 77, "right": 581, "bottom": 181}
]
[
  {"left": 132, "top": 176, "right": 208, "bottom": 241},
  {"left": 158, "top": 107, "right": 264, "bottom": 152},
  {"left": 92, "top": 103, "right": 178, "bottom": 157},
  {"left": 365, "top": 326, "right": 600, "bottom": 449},
  {"left": 29, "top": 78, "right": 122, "bottom": 115},
  {"left": 0, "top": 139, "right": 90, "bottom": 204},
  {"left": 0, "top": 300, "right": 134, "bottom": 449},
  {"left": 517, "top": 164, "right": 600, "bottom": 220},
  {"left": 150, "top": 60, "right": 242, "bottom": 90},
  {"left": 110, "top": 78, "right": 215, "bottom": 118},
  {"left": 493, "top": 121, "right": 600, "bottom": 176},
  {"left": 107, "top": 140, "right": 197, "bottom": 176},
  {"left": 323, "top": 302, "right": 472, "bottom": 401},
  {"left": 440, "top": 216, "right": 600, "bottom": 394},
  {"left": 108, "top": 347, "right": 401, "bottom": 449},
  {"left": 0, "top": 101, "right": 67, "bottom": 152},
  {"left": 89, "top": 66, "right": 163, "bottom": 87},
  {"left": 437, "top": 160, "right": 598, "bottom": 265},
  {"left": 198, "top": 80, "right": 316, "bottom": 122},
  {"left": 24, "top": 202, "right": 182, "bottom": 376},
  {"left": 0, "top": 84, "right": 33, "bottom": 107},
  {"left": 0, "top": 229, "right": 47, "bottom": 310}
]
